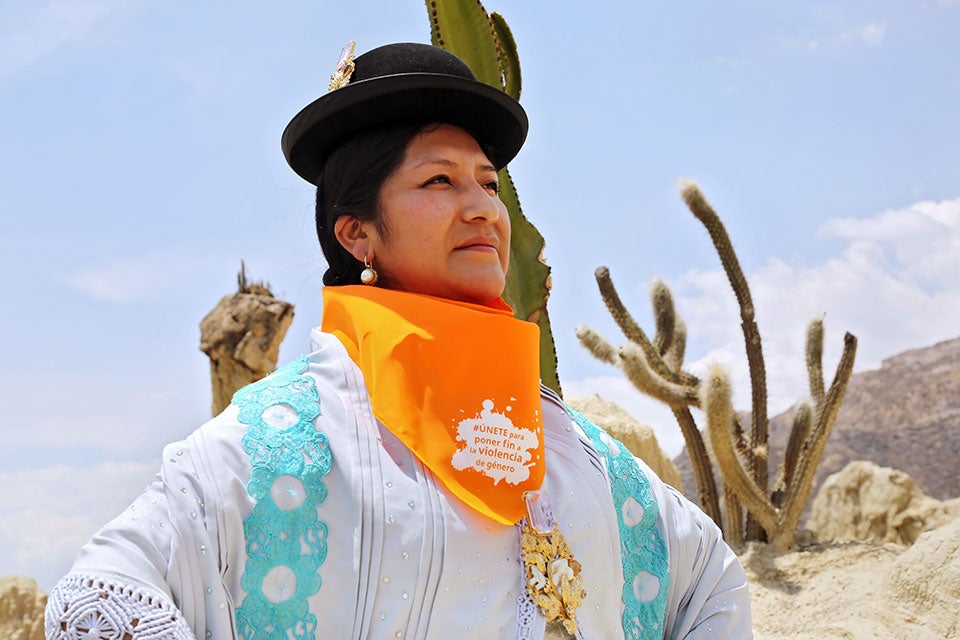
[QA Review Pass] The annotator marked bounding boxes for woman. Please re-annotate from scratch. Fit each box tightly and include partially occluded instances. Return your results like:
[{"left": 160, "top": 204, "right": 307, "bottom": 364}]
[{"left": 46, "top": 42, "right": 753, "bottom": 640}]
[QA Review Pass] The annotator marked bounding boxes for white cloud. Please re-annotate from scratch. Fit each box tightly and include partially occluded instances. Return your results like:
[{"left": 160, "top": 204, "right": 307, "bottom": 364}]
[
  {"left": 854, "top": 23, "right": 885, "bottom": 47},
  {"left": 565, "top": 198, "right": 960, "bottom": 451},
  {"left": 821, "top": 199, "right": 960, "bottom": 290},
  {"left": 0, "top": 0, "right": 143, "bottom": 80},
  {"left": 0, "top": 461, "right": 157, "bottom": 591},
  {"left": 778, "top": 21, "right": 886, "bottom": 56},
  {"left": 0, "top": 345, "right": 211, "bottom": 590},
  {"left": 676, "top": 197, "right": 960, "bottom": 415},
  {"left": 63, "top": 252, "right": 200, "bottom": 303},
  {"left": 65, "top": 259, "right": 159, "bottom": 303},
  {"left": 0, "top": 368, "right": 211, "bottom": 461},
  {"left": 776, "top": 33, "right": 821, "bottom": 54}
]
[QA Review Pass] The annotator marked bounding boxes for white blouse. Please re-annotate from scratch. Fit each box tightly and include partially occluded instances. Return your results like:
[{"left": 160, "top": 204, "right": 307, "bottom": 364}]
[{"left": 46, "top": 329, "right": 752, "bottom": 640}]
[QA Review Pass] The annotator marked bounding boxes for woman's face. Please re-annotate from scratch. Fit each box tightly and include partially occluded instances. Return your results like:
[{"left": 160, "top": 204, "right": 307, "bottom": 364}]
[{"left": 362, "top": 123, "right": 511, "bottom": 305}]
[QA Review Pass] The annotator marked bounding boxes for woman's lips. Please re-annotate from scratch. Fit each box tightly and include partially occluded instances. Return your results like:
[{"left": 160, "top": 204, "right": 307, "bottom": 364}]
[{"left": 456, "top": 236, "right": 499, "bottom": 252}]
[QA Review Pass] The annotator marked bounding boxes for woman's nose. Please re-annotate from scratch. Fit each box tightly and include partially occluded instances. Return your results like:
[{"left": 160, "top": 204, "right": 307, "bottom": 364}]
[{"left": 461, "top": 181, "right": 501, "bottom": 222}]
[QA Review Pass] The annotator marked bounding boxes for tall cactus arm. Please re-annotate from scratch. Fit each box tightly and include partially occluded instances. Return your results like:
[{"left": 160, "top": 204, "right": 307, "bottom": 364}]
[
  {"left": 806, "top": 317, "right": 826, "bottom": 406},
  {"left": 664, "top": 314, "right": 687, "bottom": 372},
  {"left": 619, "top": 342, "right": 701, "bottom": 409},
  {"left": 499, "top": 171, "right": 559, "bottom": 394},
  {"left": 702, "top": 364, "right": 778, "bottom": 535},
  {"left": 575, "top": 324, "right": 621, "bottom": 366},
  {"left": 578, "top": 279, "right": 721, "bottom": 528},
  {"left": 427, "top": 0, "right": 503, "bottom": 88},
  {"left": 679, "top": 180, "right": 770, "bottom": 496},
  {"left": 595, "top": 268, "right": 698, "bottom": 388},
  {"left": 678, "top": 180, "right": 755, "bottom": 328},
  {"left": 705, "top": 335, "right": 855, "bottom": 550},
  {"left": 595, "top": 266, "right": 650, "bottom": 346},
  {"left": 772, "top": 332, "right": 857, "bottom": 549},
  {"left": 673, "top": 406, "right": 723, "bottom": 526},
  {"left": 731, "top": 414, "right": 750, "bottom": 458},
  {"left": 782, "top": 401, "right": 813, "bottom": 488},
  {"left": 577, "top": 323, "right": 723, "bottom": 527},
  {"left": 490, "top": 12, "right": 521, "bottom": 99},
  {"left": 651, "top": 279, "right": 677, "bottom": 358},
  {"left": 772, "top": 401, "right": 813, "bottom": 507},
  {"left": 723, "top": 488, "right": 745, "bottom": 546}
]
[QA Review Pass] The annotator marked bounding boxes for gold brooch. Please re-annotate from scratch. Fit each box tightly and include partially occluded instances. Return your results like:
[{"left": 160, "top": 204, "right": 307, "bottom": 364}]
[
  {"left": 328, "top": 41, "right": 356, "bottom": 92},
  {"left": 520, "top": 491, "right": 586, "bottom": 634}
]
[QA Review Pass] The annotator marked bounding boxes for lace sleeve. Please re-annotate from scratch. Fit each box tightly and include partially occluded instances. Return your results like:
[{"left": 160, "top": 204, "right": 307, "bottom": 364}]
[{"left": 45, "top": 572, "right": 197, "bottom": 640}]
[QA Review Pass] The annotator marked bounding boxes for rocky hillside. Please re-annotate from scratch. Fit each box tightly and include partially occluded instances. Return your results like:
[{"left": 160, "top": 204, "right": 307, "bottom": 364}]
[{"left": 675, "top": 335, "right": 960, "bottom": 512}]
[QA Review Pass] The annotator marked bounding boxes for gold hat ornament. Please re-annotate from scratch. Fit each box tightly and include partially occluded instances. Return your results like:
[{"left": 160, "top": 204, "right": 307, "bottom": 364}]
[{"left": 328, "top": 41, "right": 356, "bottom": 92}]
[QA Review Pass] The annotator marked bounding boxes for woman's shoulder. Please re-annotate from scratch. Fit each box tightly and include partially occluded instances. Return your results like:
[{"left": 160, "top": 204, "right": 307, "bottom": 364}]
[{"left": 171, "top": 343, "right": 359, "bottom": 500}]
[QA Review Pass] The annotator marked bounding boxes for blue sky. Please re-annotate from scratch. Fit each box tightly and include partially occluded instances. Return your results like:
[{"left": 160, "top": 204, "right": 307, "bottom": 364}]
[{"left": 2, "top": 0, "right": 959, "bottom": 590}]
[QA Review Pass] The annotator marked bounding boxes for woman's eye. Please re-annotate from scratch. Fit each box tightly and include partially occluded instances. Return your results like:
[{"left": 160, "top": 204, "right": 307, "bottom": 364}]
[
  {"left": 484, "top": 180, "right": 500, "bottom": 194},
  {"left": 424, "top": 175, "right": 451, "bottom": 186}
]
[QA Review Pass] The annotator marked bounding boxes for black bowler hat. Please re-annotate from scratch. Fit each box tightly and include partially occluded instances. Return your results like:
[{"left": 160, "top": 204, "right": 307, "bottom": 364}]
[{"left": 281, "top": 42, "right": 528, "bottom": 185}]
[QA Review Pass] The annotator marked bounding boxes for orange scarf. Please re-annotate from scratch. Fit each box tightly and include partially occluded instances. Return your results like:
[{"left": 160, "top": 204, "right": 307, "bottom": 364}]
[{"left": 321, "top": 286, "right": 544, "bottom": 525}]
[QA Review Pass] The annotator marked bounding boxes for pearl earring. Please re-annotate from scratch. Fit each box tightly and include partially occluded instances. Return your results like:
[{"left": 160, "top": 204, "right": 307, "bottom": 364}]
[{"left": 360, "top": 255, "right": 378, "bottom": 285}]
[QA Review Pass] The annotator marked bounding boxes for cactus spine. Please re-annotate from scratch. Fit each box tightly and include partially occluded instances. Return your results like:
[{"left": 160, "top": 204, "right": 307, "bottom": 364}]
[{"left": 578, "top": 181, "right": 857, "bottom": 549}]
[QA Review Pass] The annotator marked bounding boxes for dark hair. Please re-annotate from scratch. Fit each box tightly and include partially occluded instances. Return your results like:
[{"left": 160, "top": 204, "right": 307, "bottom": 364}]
[{"left": 315, "top": 121, "right": 428, "bottom": 286}]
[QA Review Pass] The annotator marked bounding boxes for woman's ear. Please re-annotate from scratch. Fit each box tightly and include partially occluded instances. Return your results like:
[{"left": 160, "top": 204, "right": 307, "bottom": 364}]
[{"left": 333, "top": 216, "right": 373, "bottom": 262}]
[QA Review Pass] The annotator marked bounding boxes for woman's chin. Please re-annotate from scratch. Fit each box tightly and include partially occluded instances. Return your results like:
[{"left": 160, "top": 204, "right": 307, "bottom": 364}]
[
  {"left": 455, "top": 289, "right": 504, "bottom": 306},
  {"left": 383, "top": 269, "right": 506, "bottom": 305},
  {"left": 448, "top": 278, "right": 506, "bottom": 306}
]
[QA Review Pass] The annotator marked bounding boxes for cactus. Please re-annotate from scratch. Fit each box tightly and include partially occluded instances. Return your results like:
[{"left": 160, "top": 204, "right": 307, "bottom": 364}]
[
  {"left": 426, "top": 0, "right": 560, "bottom": 395},
  {"left": 680, "top": 181, "right": 772, "bottom": 539},
  {"left": 577, "top": 271, "right": 722, "bottom": 526},
  {"left": 577, "top": 180, "right": 857, "bottom": 549}
]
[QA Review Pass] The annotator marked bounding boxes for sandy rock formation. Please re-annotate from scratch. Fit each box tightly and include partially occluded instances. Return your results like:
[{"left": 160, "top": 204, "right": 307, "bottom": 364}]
[
  {"left": 806, "top": 460, "right": 954, "bottom": 545},
  {"left": 0, "top": 575, "right": 46, "bottom": 640},
  {"left": 884, "top": 516, "right": 960, "bottom": 638},
  {"left": 744, "top": 540, "right": 905, "bottom": 639},
  {"left": 566, "top": 395, "right": 683, "bottom": 490},
  {"left": 747, "top": 515, "right": 960, "bottom": 640},
  {"left": 199, "top": 282, "right": 294, "bottom": 416}
]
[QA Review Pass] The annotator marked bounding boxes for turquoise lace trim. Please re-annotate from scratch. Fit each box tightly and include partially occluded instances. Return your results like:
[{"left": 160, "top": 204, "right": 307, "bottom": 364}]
[
  {"left": 232, "top": 355, "right": 332, "bottom": 640},
  {"left": 568, "top": 408, "right": 670, "bottom": 640}
]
